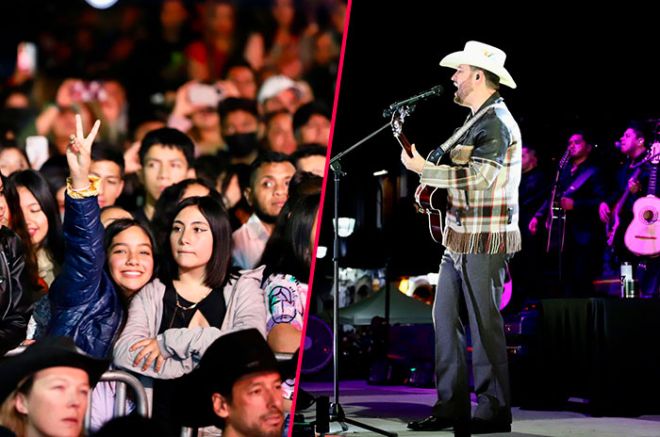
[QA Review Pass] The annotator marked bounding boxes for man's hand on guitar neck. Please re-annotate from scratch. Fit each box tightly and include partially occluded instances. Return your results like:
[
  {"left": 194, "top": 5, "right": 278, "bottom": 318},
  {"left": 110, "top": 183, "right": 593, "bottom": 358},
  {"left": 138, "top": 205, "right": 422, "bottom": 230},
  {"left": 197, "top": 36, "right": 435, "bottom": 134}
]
[
  {"left": 528, "top": 217, "right": 539, "bottom": 235},
  {"left": 628, "top": 177, "right": 642, "bottom": 194},
  {"left": 599, "top": 202, "right": 611, "bottom": 223},
  {"left": 560, "top": 197, "right": 575, "bottom": 211},
  {"left": 401, "top": 144, "right": 426, "bottom": 174}
]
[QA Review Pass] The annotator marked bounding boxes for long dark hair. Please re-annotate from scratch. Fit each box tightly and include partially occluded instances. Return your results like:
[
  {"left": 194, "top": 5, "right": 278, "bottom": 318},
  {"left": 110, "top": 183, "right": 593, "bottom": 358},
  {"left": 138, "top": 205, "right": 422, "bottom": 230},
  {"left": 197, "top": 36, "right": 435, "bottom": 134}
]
[
  {"left": 260, "top": 192, "right": 320, "bottom": 283},
  {"left": 0, "top": 173, "right": 41, "bottom": 296},
  {"left": 161, "top": 196, "right": 232, "bottom": 289},
  {"left": 9, "top": 170, "right": 64, "bottom": 266}
]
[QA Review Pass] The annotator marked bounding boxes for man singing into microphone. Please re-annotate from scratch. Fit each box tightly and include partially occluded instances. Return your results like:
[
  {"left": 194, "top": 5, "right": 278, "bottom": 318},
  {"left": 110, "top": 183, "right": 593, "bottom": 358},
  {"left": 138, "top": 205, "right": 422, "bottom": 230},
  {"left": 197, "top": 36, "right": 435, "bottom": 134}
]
[{"left": 402, "top": 41, "right": 521, "bottom": 434}]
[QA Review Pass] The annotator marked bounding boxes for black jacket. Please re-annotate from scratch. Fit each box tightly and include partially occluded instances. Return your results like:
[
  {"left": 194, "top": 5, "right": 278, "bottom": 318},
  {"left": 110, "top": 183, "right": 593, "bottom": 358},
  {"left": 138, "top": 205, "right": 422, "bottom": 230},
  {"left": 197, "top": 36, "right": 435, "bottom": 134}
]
[{"left": 0, "top": 226, "right": 32, "bottom": 355}]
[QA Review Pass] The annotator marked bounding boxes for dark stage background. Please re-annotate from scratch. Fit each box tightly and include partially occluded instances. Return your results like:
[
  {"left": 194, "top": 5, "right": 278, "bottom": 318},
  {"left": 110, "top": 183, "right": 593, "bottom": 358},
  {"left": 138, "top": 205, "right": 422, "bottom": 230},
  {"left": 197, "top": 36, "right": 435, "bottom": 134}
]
[{"left": 314, "top": 1, "right": 660, "bottom": 281}]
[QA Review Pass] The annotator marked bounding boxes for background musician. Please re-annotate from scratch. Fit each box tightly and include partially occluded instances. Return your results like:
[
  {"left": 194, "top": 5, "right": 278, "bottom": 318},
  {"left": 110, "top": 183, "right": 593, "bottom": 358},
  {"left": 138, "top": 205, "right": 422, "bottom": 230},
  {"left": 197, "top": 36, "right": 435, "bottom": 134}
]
[
  {"left": 600, "top": 122, "right": 659, "bottom": 296},
  {"left": 530, "top": 132, "right": 606, "bottom": 297}
]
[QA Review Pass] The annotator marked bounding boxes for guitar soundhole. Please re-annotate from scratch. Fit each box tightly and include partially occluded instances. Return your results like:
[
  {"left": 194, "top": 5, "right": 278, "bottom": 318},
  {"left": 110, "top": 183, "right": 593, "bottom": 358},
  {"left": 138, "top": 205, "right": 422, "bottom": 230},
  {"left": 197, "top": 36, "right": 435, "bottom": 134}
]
[{"left": 642, "top": 208, "right": 657, "bottom": 224}]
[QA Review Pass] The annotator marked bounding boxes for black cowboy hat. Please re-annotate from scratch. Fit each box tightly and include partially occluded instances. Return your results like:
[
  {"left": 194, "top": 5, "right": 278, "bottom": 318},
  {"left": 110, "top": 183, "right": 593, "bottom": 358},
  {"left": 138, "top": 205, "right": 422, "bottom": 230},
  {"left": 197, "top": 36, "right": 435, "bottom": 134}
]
[
  {"left": 0, "top": 336, "right": 110, "bottom": 402},
  {"left": 175, "top": 329, "right": 285, "bottom": 428}
]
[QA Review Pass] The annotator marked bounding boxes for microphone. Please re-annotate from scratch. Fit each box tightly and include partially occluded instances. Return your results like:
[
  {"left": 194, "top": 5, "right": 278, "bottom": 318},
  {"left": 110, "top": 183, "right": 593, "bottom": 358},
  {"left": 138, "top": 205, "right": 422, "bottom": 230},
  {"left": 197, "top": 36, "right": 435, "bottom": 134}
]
[{"left": 383, "top": 84, "right": 444, "bottom": 117}]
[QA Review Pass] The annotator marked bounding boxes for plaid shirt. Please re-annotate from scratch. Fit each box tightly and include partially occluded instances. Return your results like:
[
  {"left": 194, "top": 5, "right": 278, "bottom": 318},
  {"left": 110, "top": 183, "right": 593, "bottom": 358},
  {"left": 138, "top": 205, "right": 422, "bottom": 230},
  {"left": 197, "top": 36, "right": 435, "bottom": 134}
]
[{"left": 420, "top": 93, "right": 522, "bottom": 254}]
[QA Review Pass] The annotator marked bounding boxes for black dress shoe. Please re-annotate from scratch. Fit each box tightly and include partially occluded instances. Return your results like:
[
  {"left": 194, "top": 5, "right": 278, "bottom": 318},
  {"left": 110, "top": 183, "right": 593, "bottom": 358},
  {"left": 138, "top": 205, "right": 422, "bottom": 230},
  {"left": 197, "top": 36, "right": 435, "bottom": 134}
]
[
  {"left": 407, "top": 415, "right": 454, "bottom": 431},
  {"left": 470, "top": 417, "right": 511, "bottom": 434}
]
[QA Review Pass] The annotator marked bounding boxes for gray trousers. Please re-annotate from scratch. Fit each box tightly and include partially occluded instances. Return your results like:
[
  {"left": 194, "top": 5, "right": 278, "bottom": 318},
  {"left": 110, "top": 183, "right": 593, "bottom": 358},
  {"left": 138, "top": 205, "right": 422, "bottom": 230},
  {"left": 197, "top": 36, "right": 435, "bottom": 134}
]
[{"left": 431, "top": 250, "right": 512, "bottom": 423}]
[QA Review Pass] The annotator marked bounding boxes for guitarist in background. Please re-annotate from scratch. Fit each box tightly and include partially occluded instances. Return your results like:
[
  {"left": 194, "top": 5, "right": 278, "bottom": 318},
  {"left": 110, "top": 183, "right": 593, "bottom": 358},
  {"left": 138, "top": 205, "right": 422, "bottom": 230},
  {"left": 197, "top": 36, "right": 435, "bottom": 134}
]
[
  {"left": 402, "top": 41, "right": 521, "bottom": 434},
  {"left": 599, "top": 124, "right": 647, "bottom": 258},
  {"left": 530, "top": 132, "right": 606, "bottom": 297},
  {"left": 600, "top": 122, "right": 659, "bottom": 296}
]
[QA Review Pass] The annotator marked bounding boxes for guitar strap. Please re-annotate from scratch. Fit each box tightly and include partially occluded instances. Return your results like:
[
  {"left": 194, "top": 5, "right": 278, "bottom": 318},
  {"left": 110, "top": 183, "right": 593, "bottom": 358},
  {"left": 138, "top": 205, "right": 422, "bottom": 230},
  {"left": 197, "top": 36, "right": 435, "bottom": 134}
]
[
  {"left": 563, "top": 167, "right": 597, "bottom": 197},
  {"left": 426, "top": 98, "right": 505, "bottom": 164}
]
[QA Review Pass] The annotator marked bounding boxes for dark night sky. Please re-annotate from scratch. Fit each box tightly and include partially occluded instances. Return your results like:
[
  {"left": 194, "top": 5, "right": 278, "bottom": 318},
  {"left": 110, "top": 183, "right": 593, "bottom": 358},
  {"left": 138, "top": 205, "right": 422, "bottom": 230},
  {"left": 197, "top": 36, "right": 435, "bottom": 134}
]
[{"left": 315, "top": 1, "right": 660, "bottom": 277}]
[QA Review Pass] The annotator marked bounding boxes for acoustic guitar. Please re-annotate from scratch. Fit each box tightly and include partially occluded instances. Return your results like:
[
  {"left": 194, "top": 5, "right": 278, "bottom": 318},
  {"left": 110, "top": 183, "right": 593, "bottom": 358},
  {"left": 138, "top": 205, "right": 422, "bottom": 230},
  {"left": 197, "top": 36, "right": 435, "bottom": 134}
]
[
  {"left": 606, "top": 164, "right": 644, "bottom": 247},
  {"left": 545, "top": 148, "right": 571, "bottom": 252},
  {"left": 624, "top": 142, "right": 660, "bottom": 256},
  {"left": 391, "top": 107, "right": 445, "bottom": 243}
]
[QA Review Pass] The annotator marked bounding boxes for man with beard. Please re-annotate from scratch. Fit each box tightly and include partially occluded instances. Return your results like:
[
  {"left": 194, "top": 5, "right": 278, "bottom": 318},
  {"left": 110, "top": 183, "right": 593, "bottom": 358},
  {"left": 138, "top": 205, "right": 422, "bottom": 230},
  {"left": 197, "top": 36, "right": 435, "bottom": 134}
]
[
  {"left": 401, "top": 41, "right": 521, "bottom": 434},
  {"left": 177, "top": 329, "right": 285, "bottom": 437},
  {"left": 232, "top": 152, "right": 296, "bottom": 269},
  {"left": 598, "top": 122, "right": 659, "bottom": 296}
]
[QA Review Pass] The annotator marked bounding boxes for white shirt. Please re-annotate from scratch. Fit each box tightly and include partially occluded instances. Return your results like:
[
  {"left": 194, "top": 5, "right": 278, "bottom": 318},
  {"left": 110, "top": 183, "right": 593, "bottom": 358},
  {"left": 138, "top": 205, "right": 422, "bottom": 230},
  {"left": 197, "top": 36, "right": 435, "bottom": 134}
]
[{"left": 231, "top": 213, "right": 270, "bottom": 269}]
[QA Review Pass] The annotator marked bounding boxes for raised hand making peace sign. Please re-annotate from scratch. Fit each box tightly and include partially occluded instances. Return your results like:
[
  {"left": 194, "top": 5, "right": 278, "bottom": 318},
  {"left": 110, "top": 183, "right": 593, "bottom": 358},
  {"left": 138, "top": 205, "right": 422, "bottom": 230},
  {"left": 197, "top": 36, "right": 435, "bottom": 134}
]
[{"left": 66, "top": 114, "right": 101, "bottom": 190}]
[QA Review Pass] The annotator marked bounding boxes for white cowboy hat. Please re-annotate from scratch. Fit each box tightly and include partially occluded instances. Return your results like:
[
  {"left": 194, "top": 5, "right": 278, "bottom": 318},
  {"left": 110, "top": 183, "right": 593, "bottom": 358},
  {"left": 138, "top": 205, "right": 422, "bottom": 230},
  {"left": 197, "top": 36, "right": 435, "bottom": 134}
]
[{"left": 440, "top": 41, "right": 517, "bottom": 89}]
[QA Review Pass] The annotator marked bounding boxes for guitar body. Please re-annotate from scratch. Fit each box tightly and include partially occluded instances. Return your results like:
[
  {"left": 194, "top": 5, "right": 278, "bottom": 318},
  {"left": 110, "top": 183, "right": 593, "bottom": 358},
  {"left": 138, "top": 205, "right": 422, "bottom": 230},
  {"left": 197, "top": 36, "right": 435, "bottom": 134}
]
[
  {"left": 545, "top": 149, "right": 571, "bottom": 253},
  {"left": 415, "top": 184, "right": 445, "bottom": 243},
  {"left": 546, "top": 207, "right": 567, "bottom": 253},
  {"left": 624, "top": 142, "right": 660, "bottom": 256},
  {"left": 624, "top": 195, "right": 660, "bottom": 256}
]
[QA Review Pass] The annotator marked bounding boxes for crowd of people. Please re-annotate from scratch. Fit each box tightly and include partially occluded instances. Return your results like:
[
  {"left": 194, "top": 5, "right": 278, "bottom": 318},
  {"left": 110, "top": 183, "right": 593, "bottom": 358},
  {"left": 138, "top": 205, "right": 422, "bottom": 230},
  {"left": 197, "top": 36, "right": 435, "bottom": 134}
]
[{"left": 0, "top": 0, "right": 340, "bottom": 436}]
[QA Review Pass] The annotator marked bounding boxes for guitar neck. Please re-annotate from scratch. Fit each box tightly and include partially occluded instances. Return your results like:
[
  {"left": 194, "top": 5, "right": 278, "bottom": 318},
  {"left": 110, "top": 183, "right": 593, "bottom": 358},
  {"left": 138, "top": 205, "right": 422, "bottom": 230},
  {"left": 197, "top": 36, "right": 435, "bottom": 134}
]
[
  {"left": 648, "top": 142, "right": 660, "bottom": 195},
  {"left": 649, "top": 164, "right": 657, "bottom": 196},
  {"left": 614, "top": 166, "right": 643, "bottom": 215},
  {"left": 396, "top": 132, "right": 413, "bottom": 157}
]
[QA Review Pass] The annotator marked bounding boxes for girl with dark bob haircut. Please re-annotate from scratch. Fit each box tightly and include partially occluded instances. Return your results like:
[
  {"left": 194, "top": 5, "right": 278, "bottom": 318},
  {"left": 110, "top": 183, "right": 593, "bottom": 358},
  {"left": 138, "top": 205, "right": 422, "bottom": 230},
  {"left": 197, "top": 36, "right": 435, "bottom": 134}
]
[
  {"left": 151, "top": 178, "right": 225, "bottom": 257},
  {"left": 161, "top": 195, "right": 232, "bottom": 289}
]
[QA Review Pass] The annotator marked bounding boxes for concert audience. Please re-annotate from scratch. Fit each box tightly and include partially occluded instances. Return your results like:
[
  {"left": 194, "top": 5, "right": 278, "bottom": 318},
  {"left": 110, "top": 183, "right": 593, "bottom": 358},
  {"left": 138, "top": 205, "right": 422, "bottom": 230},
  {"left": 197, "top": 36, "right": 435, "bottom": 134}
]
[
  {"left": 113, "top": 196, "right": 266, "bottom": 433},
  {"left": 0, "top": 1, "right": 341, "bottom": 434}
]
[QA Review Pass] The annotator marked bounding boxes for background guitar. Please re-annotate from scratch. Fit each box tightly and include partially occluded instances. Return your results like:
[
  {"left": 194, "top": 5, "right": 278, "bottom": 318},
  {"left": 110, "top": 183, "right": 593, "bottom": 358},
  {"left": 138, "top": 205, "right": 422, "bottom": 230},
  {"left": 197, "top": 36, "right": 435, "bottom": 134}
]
[
  {"left": 545, "top": 148, "right": 571, "bottom": 252},
  {"left": 624, "top": 142, "right": 660, "bottom": 256}
]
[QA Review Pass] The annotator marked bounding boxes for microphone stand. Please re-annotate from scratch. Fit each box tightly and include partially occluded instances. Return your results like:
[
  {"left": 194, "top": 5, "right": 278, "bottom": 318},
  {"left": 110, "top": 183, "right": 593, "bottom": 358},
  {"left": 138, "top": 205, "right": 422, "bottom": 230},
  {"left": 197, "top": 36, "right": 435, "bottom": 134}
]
[{"left": 322, "top": 122, "right": 397, "bottom": 437}]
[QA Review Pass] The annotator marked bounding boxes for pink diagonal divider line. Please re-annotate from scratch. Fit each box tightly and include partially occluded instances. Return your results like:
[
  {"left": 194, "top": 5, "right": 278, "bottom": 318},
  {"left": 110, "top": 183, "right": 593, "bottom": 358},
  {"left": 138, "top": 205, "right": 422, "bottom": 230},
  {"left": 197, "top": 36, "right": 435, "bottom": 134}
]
[{"left": 288, "top": 0, "right": 354, "bottom": 434}]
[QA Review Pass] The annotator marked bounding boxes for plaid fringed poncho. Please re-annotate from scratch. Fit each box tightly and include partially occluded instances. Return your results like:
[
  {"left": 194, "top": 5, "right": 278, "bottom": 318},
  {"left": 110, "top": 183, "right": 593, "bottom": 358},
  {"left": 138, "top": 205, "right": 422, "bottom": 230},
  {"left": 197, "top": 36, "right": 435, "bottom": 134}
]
[{"left": 420, "top": 93, "right": 522, "bottom": 255}]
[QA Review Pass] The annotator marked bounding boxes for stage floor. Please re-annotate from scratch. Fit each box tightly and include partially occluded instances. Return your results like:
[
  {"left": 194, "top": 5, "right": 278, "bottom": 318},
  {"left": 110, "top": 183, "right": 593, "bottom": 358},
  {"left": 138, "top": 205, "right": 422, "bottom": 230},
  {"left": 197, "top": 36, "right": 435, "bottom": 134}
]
[{"left": 298, "top": 380, "right": 660, "bottom": 436}]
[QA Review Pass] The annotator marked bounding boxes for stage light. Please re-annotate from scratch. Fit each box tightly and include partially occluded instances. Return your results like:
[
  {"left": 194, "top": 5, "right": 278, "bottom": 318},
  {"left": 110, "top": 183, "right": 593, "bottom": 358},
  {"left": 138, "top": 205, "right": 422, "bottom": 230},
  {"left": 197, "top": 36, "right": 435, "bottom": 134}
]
[
  {"left": 401, "top": 275, "right": 432, "bottom": 297},
  {"left": 85, "top": 0, "right": 119, "bottom": 9},
  {"left": 316, "top": 246, "right": 328, "bottom": 259}
]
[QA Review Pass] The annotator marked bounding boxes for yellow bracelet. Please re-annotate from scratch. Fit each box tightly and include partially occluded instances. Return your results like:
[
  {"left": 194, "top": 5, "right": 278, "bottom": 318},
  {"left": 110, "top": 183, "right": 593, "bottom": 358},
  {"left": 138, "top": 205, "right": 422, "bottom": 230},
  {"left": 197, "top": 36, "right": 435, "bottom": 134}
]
[{"left": 66, "top": 175, "right": 101, "bottom": 199}]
